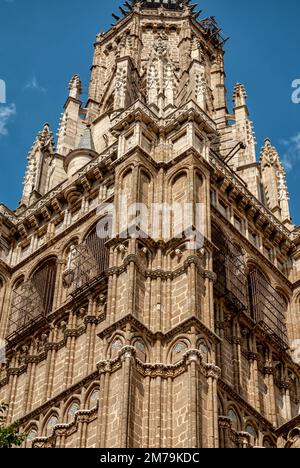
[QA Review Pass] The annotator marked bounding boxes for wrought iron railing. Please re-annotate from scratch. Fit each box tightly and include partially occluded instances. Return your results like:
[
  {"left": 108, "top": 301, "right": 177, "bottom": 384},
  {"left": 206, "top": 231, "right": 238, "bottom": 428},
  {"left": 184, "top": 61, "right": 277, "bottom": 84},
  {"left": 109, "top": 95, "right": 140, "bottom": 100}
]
[
  {"left": 248, "top": 270, "right": 289, "bottom": 350},
  {"left": 65, "top": 230, "right": 109, "bottom": 296},
  {"left": 8, "top": 282, "right": 46, "bottom": 339},
  {"left": 213, "top": 239, "right": 248, "bottom": 310},
  {"left": 7, "top": 260, "right": 57, "bottom": 340}
]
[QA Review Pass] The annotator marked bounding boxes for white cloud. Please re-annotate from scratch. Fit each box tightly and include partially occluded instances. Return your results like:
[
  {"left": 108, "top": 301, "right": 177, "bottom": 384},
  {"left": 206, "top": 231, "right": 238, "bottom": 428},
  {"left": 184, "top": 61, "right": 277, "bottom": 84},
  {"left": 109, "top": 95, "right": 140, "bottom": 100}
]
[
  {"left": 280, "top": 133, "right": 300, "bottom": 172},
  {"left": 0, "top": 104, "right": 16, "bottom": 136},
  {"left": 24, "top": 75, "right": 47, "bottom": 93}
]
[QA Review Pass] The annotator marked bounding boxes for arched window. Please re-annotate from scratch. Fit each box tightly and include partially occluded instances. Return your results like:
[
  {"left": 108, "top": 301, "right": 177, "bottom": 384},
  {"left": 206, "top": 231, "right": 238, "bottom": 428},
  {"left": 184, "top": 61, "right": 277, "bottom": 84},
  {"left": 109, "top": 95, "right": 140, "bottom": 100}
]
[
  {"left": 67, "top": 224, "right": 109, "bottom": 293},
  {"left": 32, "top": 258, "right": 57, "bottom": 315},
  {"left": 45, "top": 414, "right": 59, "bottom": 437},
  {"left": 228, "top": 408, "right": 239, "bottom": 431},
  {"left": 88, "top": 389, "right": 100, "bottom": 409},
  {"left": 85, "top": 225, "right": 109, "bottom": 275},
  {"left": 247, "top": 266, "right": 288, "bottom": 349},
  {"left": 245, "top": 424, "right": 258, "bottom": 444},
  {"left": 26, "top": 427, "right": 38, "bottom": 443},
  {"left": 67, "top": 402, "right": 80, "bottom": 423},
  {"left": 212, "top": 226, "right": 247, "bottom": 308}
]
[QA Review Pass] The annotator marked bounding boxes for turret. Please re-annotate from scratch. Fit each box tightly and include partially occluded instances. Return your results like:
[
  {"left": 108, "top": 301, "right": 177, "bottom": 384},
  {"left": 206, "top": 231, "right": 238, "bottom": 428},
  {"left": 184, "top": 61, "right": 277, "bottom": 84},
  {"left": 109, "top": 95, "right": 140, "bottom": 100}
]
[
  {"left": 63, "top": 126, "right": 98, "bottom": 177},
  {"left": 57, "top": 75, "right": 85, "bottom": 156}
]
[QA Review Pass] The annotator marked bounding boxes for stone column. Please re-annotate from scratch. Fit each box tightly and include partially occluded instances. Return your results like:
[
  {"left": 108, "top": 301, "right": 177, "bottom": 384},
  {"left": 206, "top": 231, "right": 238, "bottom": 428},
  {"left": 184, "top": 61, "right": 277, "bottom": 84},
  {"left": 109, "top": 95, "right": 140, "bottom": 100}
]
[
  {"left": 206, "top": 365, "right": 221, "bottom": 448},
  {"left": 119, "top": 347, "right": 135, "bottom": 448},
  {"left": 264, "top": 364, "right": 278, "bottom": 426},
  {"left": 218, "top": 416, "right": 232, "bottom": 448}
]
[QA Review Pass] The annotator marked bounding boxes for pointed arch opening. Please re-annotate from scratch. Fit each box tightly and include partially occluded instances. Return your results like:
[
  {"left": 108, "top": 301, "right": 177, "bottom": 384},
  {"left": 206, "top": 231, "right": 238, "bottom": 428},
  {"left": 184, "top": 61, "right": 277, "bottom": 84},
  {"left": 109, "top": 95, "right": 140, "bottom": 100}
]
[
  {"left": 212, "top": 225, "right": 248, "bottom": 310},
  {"left": 66, "top": 221, "right": 110, "bottom": 295},
  {"left": 247, "top": 265, "right": 288, "bottom": 350}
]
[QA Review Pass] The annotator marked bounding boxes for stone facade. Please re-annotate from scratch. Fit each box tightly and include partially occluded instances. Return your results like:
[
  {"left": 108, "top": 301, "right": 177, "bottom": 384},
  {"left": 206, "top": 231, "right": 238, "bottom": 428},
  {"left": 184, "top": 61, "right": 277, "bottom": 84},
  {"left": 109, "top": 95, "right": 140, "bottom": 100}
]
[{"left": 0, "top": 0, "right": 299, "bottom": 449}]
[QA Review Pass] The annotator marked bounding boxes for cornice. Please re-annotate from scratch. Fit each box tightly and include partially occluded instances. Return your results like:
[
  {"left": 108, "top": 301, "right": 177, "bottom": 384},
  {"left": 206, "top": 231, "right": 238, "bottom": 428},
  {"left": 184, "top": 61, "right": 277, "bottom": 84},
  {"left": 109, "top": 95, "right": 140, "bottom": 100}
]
[
  {"left": 107, "top": 253, "right": 208, "bottom": 280},
  {"left": 210, "top": 152, "right": 294, "bottom": 242},
  {"left": 97, "top": 313, "right": 220, "bottom": 344},
  {"left": 96, "top": 345, "right": 221, "bottom": 380}
]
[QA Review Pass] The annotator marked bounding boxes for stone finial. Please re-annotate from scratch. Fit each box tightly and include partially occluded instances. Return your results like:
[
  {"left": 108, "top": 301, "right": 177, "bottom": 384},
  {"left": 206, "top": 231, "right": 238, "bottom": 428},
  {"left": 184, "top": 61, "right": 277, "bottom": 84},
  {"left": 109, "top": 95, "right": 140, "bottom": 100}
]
[
  {"left": 69, "top": 75, "right": 82, "bottom": 100},
  {"left": 233, "top": 83, "right": 247, "bottom": 108}
]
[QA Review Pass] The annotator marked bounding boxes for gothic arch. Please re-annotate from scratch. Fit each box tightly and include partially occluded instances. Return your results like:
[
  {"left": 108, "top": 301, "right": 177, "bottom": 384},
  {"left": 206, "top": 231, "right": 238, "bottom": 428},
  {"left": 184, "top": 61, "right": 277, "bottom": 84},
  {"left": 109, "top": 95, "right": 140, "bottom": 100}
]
[
  {"left": 244, "top": 419, "right": 259, "bottom": 438},
  {"left": 11, "top": 274, "right": 25, "bottom": 289},
  {"left": 166, "top": 336, "right": 191, "bottom": 364},
  {"left": 118, "top": 164, "right": 135, "bottom": 181},
  {"left": 119, "top": 167, "right": 134, "bottom": 206},
  {"left": 132, "top": 337, "right": 149, "bottom": 363},
  {"left": 84, "top": 382, "right": 101, "bottom": 409},
  {"left": 29, "top": 256, "right": 58, "bottom": 278},
  {"left": 197, "top": 337, "right": 212, "bottom": 363},
  {"left": 194, "top": 170, "right": 205, "bottom": 204},
  {"left": 166, "top": 240, "right": 188, "bottom": 257},
  {"left": 24, "top": 423, "right": 39, "bottom": 447},
  {"left": 136, "top": 239, "right": 155, "bottom": 261},
  {"left": 167, "top": 168, "right": 189, "bottom": 186},
  {"left": 64, "top": 398, "right": 81, "bottom": 423},
  {"left": 29, "top": 257, "right": 58, "bottom": 316},
  {"left": 138, "top": 164, "right": 156, "bottom": 180},
  {"left": 60, "top": 237, "right": 80, "bottom": 256},
  {"left": 226, "top": 405, "right": 242, "bottom": 431},
  {"left": 81, "top": 221, "right": 110, "bottom": 276},
  {"left": 42, "top": 410, "right": 60, "bottom": 437},
  {"left": 106, "top": 333, "right": 125, "bottom": 359},
  {"left": 139, "top": 167, "right": 154, "bottom": 206},
  {"left": 246, "top": 261, "right": 270, "bottom": 284}
]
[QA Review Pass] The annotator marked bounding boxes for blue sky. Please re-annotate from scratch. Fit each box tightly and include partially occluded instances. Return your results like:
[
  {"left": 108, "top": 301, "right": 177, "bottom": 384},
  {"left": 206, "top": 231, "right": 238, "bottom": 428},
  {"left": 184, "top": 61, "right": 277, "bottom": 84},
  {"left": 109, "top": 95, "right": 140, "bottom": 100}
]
[{"left": 0, "top": 0, "right": 299, "bottom": 222}]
